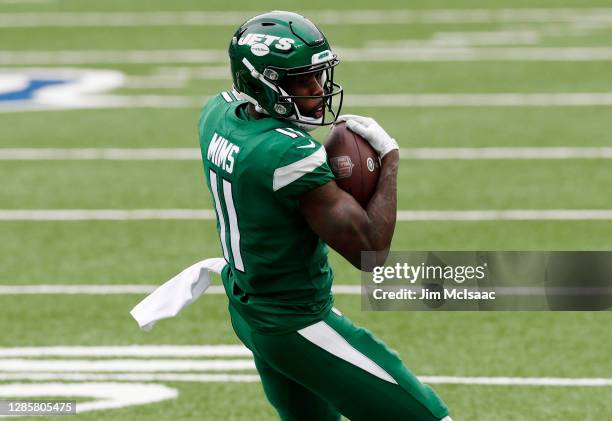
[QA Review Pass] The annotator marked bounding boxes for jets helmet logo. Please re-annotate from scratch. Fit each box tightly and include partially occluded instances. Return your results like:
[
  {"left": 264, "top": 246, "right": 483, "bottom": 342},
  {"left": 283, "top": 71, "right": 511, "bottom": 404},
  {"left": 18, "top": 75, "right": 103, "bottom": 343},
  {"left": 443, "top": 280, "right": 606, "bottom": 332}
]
[{"left": 238, "top": 33, "right": 296, "bottom": 51}]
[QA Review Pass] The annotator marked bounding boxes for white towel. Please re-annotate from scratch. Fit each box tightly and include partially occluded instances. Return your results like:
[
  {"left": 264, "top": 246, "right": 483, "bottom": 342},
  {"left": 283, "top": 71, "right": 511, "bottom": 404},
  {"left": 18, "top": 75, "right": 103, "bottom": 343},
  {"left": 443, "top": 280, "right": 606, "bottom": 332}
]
[{"left": 130, "top": 257, "right": 227, "bottom": 331}]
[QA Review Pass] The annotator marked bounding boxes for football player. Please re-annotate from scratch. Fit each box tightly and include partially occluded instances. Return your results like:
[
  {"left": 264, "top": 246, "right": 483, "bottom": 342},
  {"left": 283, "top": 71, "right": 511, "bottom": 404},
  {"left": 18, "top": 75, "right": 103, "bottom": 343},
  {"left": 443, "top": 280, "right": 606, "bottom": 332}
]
[{"left": 198, "top": 11, "right": 451, "bottom": 421}]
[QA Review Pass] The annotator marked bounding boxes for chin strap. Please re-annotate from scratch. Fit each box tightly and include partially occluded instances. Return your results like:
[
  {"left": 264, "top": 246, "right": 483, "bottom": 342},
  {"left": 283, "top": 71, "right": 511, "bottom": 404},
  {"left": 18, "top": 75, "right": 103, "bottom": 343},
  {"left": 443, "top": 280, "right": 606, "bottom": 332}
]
[{"left": 293, "top": 120, "right": 320, "bottom": 132}]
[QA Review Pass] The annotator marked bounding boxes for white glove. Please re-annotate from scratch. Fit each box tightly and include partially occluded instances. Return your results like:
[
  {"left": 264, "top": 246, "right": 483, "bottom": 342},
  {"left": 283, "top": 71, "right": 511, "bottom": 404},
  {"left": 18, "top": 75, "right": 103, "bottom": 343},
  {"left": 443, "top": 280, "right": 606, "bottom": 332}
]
[{"left": 337, "top": 114, "right": 399, "bottom": 158}]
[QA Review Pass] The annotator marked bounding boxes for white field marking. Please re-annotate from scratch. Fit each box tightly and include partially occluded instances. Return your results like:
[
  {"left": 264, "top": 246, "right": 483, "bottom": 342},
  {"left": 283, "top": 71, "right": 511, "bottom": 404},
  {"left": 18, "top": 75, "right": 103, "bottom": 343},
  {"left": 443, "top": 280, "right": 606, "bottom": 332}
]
[
  {"left": 0, "top": 382, "right": 177, "bottom": 414},
  {"left": 0, "top": 284, "right": 361, "bottom": 295},
  {"left": 395, "top": 210, "right": 612, "bottom": 221},
  {"left": 0, "top": 358, "right": 256, "bottom": 372},
  {"left": 418, "top": 376, "right": 612, "bottom": 387},
  {"left": 0, "top": 50, "right": 227, "bottom": 65},
  {"left": 76, "top": 92, "right": 612, "bottom": 109},
  {"left": 332, "top": 285, "right": 362, "bottom": 294},
  {"left": 0, "top": 372, "right": 262, "bottom": 383},
  {"left": 0, "top": 284, "right": 158, "bottom": 294},
  {"left": 125, "top": 66, "right": 232, "bottom": 87},
  {"left": 0, "top": 0, "right": 53, "bottom": 3},
  {"left": 338, "top": 46, "right": 612, "bottom": 62},
  {"left": 0, "top": 209, "right": 216, "bottom": 220},
  {"left": 400, "top": 147, "right": 612, "bottom": 159},
  {"left": 2, "top": 285, "right": 609, "bottom": 296},
  {"left": 0, "top": 345, "right": 251, "bottom": 357},
  {"left": 0, "top": 373, "right": 610, "bottom": 387},
  {"left": 0, "top": 95, "right": 201, "bottom": 113},
  {"left": 5, "top": 47, "right": 612, "bottom": 65},
  {"left": 4, "top": 147, "right": 612, "bottom": 161},
  {"left": 432, "top": 30, "right": 540, "bottom": 46},
  {"left": 153, "top": 66, "right": 231, "bottom": 80},
  {"left": 0, "top": 148, "right": 201, "bottom": 160},
  {"left": 2, "top": 9, "right": 612, "bottom": 27},
  {"left": 4, "top": 285, "right": 609, "bottom": 297},
  {"left": 2, "top": 209, "right": 612, "bottom": 221},
  {"left": 4, "top": 92, "right": 612, "bottom": 114},
  {"left": 367, "top": 31, "right": 541, "bottom": 48},
  {"left": 0, "top": 68, "right": 126, "bottom": 113},
  {"left": 0, "top": 347, "right": 610, "bottom": 387},
  {"left": 123, "top": 75, "right": 188, "bottom": 89},
  {"left": 346, "top": 93, "right": 612, "bottom": 106},
  {"left": 570, "top": 20, "right": 612, "bottom": 32},
  {"left": 6, "top": 92, "right": 612, "bottom": 113}
]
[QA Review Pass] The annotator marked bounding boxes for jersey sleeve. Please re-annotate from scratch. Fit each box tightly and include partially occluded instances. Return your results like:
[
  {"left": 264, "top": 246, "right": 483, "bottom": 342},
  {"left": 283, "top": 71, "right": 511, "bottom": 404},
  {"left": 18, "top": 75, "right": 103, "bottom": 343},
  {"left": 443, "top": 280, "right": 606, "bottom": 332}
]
[{"left": 272, "top": 136, "right": 335, "bottom": 198}]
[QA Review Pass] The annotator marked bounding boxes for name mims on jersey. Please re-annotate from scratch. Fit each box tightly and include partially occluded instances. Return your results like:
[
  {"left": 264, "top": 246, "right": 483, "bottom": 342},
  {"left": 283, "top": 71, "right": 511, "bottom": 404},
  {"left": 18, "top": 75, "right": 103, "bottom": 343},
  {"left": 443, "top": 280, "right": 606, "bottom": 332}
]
[{"left": 198, "top": 91, "right": 336, "bottom": 334}]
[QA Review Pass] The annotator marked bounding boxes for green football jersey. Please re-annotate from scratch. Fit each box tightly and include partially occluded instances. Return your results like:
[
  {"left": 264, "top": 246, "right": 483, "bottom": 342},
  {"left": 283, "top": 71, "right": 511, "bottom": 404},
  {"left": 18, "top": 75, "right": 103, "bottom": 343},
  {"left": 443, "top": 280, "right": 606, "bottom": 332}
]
[{"left": 198, "top": 91, "right": 336, "bottom": 334}]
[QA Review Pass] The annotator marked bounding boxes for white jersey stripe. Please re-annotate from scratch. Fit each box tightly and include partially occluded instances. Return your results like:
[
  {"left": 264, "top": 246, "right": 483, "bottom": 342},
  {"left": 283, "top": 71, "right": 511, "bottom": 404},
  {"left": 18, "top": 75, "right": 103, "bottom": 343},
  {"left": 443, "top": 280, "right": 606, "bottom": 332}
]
[
  {"left": 209, "top": 170, "right": 229, "bottom": 261},
  {"left": 285, "top": 127, "right": 305, "bottom": 137},
  {"left": 273, "top": 147, "right": 327, "bottom": 192},
  {"left": 222, "top": 179, "right": 244, "bottom": 272},
  {"left": 298, "top": 321, "right": 398, "bottom": 384},
  {"left": 274, "top": 128, "right": 299, "bottom": 138},
  {"left": 220, "top": 91, "right": 233, "bottom": 102}
]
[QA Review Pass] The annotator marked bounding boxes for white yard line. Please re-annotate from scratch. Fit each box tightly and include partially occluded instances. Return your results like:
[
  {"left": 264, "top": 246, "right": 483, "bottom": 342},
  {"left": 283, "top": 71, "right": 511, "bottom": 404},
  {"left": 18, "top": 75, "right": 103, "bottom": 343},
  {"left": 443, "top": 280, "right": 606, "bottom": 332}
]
[
  {"left": 395, "top": 210, "right": 612, "bottom": 221},
  {"left": 153, "top": 65, "right": 230, "bottom": 79},
  {"left": 346, "top": 93, "right": 612, "bottom": 106},
  {"left": 3, "top": 147, "right": 612, "bottom": 160},
  {"left": 0, "top": 284, "right": 159, "bottom": 294},
  {"left": 0, "top": 209, "right": 216, "bottom": 220},
  {"left": 1, "top": 9, "right": 612, "bottom": 27},
  {"left": 0, "top": 148, "right": 201, "bottom": 160},
  {"left": 0, "top": 0, "right": 53, "bottom": 3},
  {"left": 419, "top": 376, "right": 612, "bottom": 387},
  {"left": 0, "top": 383, "right": 178, "bottom": 413},
  {"left": 0, "top": 50, "right": 227, "bottom": 65},
  {"left": 2, "top": 285, "right": 608, "bottom": 296},
  {"left": 0, "top": 284, "right": 362, "bottom": 295},
  {"left": 0, "top": 372, "right": 609, "bottom": 387},
  {"left": 432, "top": 30, "right": 541, "bottom": 46},
  {"left": 123, "top": 76, "right": 188, "bottom": 89},
  {"left": 86, "top": 93, "right": 612, "bottom": 108},
  {"left": 0, "top": 346, "right": 610, "bottom": 386},
  {"left": 0, "top": 372, "right": 262, "bottom": 383},
  {"left": 4, "top": 47, "right": 612, "bottom": 64},
  {"left": 6, "top": 92, "right": 612, "bottom": 113},
  {"left": 1, "top": 209, "right": 612, "bottom": 221},
  {"left": 338, "top": 47, "right": 612, "bottom": 62},
  {"left": 399, "top": 147, "right": 612, "bottom": 159},
  {"left": 366, "top": 32, "right": 541, "bottom": 48},
  {"left": 0, "top": 358, "right": 256, "bottom": 372},
  {"left": 0, "top": 345, "right": 251, "bottom": 357},
  {"left": 123, "top": 70, "right": 229, "bottom": 87}
]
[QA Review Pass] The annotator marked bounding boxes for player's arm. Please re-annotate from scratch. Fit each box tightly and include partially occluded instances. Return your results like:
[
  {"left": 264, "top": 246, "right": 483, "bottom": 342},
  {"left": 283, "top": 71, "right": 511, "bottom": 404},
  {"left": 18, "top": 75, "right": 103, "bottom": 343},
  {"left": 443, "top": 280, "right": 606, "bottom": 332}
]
[
  {"left": 299, "top": 150, "right": 398, "bottom": 270},
  {"left": 299, "top": 115, "right": 399, "bottom": 270}
]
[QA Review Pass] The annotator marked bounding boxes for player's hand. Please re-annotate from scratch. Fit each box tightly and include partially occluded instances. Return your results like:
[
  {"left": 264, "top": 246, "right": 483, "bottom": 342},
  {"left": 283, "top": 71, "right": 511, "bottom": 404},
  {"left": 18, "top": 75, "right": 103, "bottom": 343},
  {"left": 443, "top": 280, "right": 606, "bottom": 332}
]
[{"left": 337, "top": 114, "right": 399, "bottom": 158}]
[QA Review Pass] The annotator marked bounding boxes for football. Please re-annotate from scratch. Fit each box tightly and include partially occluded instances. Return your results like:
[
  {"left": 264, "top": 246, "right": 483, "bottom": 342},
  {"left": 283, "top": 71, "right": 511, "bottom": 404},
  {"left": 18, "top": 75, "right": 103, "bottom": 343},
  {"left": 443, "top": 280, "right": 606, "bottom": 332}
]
[{"left": 325, "top": 121, "right": 381, "bottom": 207}]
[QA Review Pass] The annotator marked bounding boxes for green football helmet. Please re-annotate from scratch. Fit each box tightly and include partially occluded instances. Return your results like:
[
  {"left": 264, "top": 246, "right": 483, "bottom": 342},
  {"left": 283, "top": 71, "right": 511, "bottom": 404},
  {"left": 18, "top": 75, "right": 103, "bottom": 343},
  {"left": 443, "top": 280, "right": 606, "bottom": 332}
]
[{"left": 228, "top": 11, "right": 343, "bottom": 131}]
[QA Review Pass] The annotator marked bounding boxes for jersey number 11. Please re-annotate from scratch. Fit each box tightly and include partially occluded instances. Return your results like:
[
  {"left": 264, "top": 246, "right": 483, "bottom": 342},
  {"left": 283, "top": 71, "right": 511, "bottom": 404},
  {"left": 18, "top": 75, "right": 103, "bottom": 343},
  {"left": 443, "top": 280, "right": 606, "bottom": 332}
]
[{"left": 209, "top": 169, "right": 244, "bottom": 272}]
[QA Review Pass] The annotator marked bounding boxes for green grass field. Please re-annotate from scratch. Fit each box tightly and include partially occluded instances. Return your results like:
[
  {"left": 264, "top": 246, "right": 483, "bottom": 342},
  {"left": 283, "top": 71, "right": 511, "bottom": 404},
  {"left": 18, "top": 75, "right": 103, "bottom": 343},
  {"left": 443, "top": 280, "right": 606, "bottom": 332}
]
[{"left": 1, "top": 0, "right": 611, "bottom": 420}]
